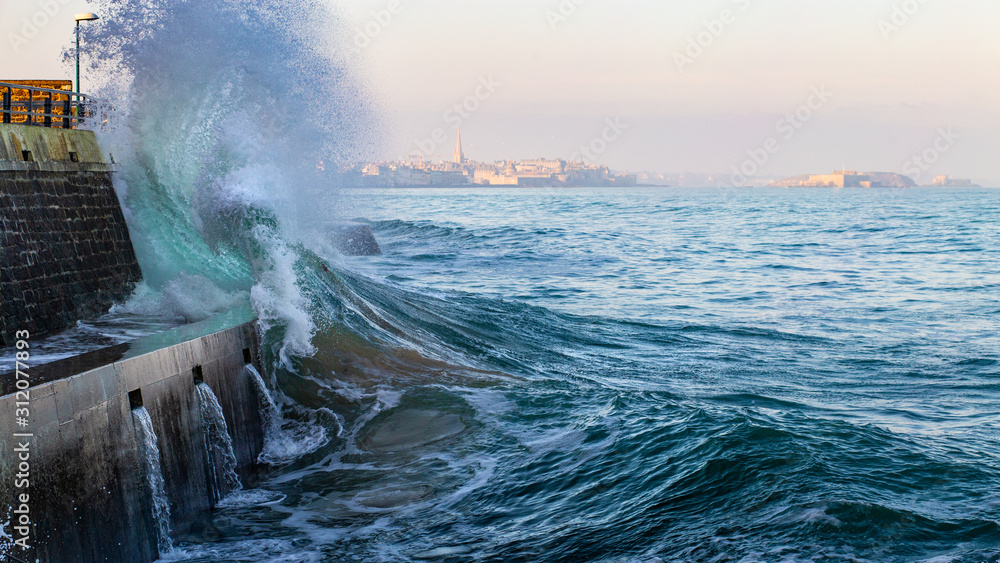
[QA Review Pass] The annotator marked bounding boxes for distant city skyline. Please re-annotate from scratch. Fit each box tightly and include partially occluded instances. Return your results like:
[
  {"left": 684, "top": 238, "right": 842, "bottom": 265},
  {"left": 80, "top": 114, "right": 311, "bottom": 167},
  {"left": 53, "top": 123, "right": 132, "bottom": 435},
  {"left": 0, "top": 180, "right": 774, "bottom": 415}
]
[
  {"left": 5, "top": 0, "right": 1000, "bottom": 185},
  {"left": 349, "top": 129, "right": 978, "bottom": 188},
  {"left": 340, "top": 0, "right": 1000, "bottom": 186},
  {"left": 345, "top": 128, "right": 639, "bottom": 187}
]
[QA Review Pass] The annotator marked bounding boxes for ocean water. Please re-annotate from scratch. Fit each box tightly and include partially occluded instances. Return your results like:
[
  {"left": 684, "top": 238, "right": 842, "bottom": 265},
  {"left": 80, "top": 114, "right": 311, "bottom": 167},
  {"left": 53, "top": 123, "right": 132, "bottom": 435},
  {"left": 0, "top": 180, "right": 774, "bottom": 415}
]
[
  {"left": 65, "top": 2, "right": 1000, "bottom": 561},
  {"left": 162, "top": 187, "right": 1000, "bottom": 563}
]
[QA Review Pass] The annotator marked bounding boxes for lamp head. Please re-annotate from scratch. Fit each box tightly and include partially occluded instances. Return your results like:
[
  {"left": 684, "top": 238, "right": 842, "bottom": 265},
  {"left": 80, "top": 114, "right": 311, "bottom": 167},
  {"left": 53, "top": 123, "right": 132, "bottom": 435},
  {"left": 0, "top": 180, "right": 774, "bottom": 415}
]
[{"left": 74, "top": 13, "right": 99, "bottom": 22}]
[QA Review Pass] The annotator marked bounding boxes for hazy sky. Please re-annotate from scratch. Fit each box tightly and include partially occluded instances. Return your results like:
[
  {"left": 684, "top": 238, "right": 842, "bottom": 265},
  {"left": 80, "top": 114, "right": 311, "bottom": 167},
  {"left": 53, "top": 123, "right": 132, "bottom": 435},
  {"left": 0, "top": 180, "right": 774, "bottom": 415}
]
[{"left": 6, "top": 0, "right": 1000, "bottom": 184}]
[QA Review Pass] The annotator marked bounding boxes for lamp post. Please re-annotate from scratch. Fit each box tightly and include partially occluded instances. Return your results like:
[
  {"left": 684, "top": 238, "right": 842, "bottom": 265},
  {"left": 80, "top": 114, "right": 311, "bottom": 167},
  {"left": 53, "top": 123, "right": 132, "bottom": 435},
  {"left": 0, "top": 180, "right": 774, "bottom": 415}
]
[{"left": 74, "top": 13, "right": 99, "bottom": 94}]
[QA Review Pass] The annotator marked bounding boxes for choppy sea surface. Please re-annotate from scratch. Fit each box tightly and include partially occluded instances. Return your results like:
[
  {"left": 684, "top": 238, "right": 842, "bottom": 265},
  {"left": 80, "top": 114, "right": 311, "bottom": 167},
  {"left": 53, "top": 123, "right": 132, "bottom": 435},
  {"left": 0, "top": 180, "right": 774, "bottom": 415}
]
[{"left": 166, "top": 187, "right": 1000, "bottom": 562}]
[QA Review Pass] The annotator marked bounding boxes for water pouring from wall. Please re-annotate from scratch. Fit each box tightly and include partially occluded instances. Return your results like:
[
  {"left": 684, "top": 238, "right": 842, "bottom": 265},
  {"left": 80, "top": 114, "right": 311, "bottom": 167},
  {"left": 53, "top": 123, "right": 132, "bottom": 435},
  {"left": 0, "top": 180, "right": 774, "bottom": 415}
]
[
  {"left": 195, "top": 382, "right": 242, "bottom": 502},
  {"left": 131, "top": 405, "right": 172, "bottom": 554}
]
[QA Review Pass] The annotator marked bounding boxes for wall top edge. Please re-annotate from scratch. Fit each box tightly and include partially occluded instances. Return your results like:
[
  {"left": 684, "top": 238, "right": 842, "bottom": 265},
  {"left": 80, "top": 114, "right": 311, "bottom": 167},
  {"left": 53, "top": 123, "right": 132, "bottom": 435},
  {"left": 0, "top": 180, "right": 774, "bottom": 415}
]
[{"left": 0, "top": 307, "right": 259, "bottom": 397}]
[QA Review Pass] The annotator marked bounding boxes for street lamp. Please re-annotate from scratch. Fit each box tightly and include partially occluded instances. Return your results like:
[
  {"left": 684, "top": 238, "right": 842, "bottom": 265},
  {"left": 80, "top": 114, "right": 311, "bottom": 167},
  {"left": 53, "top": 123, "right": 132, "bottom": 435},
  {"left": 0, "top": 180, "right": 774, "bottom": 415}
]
[{"left": 74, "top": 13, "right": 99, "bottom": 94}]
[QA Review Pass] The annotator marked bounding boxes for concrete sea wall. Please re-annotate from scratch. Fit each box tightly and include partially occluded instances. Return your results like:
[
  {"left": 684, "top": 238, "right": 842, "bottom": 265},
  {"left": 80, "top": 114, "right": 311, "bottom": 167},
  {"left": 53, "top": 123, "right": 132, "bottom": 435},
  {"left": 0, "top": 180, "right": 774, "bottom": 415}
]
[
  {"left": 0, "top": 124, "right": 142, "bottom": 346},
  {"left": 0, "top": 309, "right": 265, "bottom": 563}
]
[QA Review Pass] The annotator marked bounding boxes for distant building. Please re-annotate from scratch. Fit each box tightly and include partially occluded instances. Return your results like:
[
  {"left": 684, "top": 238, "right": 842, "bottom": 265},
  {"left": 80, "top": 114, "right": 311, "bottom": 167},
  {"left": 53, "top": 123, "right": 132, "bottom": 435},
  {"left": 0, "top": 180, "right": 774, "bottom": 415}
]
[
  {"left": 454, "top": 129, "right": 465, "bottom": 165},
  {"left": 772, "top": 169, "right": 920, "bottom": 188},
  {"left": 930, "top": 175, "right": 980, "bottom": 188},
  {"left": 345, "top": 132, "right": 636, "bottom": 187},
  {"left": 797, "top": 169, "right": 873, "bottom": 188},
  {"left": 516, "top": 159, "right": 565, "bottom": 175}
]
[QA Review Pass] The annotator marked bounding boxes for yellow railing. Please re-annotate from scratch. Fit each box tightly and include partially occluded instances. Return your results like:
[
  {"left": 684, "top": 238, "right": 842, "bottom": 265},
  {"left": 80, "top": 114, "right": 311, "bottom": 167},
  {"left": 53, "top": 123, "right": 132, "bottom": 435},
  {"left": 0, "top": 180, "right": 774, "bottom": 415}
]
[{"left": 0, "top": 81, "right": 91, "bottom": 129}]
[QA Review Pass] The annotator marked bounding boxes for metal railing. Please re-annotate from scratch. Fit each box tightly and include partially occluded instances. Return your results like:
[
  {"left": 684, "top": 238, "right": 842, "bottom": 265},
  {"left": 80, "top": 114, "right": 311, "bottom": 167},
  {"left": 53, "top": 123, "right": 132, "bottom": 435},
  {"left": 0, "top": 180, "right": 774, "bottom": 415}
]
[{"left": 0, "top": 81, "right": 91, "bottom": 129}]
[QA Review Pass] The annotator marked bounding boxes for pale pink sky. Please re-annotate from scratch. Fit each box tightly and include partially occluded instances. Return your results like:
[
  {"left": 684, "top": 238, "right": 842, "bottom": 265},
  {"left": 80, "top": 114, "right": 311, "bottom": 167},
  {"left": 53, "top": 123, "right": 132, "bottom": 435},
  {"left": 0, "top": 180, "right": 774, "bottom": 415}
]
[{"left": 5, "top": 0, "right": 1000, "bottom": 184}]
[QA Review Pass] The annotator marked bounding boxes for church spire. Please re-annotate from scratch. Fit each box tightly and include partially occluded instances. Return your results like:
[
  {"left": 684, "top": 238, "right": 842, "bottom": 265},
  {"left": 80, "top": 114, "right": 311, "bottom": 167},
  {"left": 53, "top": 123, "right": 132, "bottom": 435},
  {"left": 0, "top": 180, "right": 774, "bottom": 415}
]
[{"left": 454, "top": 129, "right": 465, "bottom": 164}]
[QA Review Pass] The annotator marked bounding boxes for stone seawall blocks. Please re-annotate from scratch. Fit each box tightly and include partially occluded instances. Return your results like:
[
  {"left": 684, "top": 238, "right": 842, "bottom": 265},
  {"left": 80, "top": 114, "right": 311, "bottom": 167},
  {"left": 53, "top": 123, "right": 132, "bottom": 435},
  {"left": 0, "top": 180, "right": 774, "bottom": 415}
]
[
  {"left": 0, "top": 317, "right": 264, "bottom": 563},
  {"left": 0, "top": 169, "right": 142, "bottom": 345},
  {"left": 1, "top": 123, "right": 142, "bottom": 346}
]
